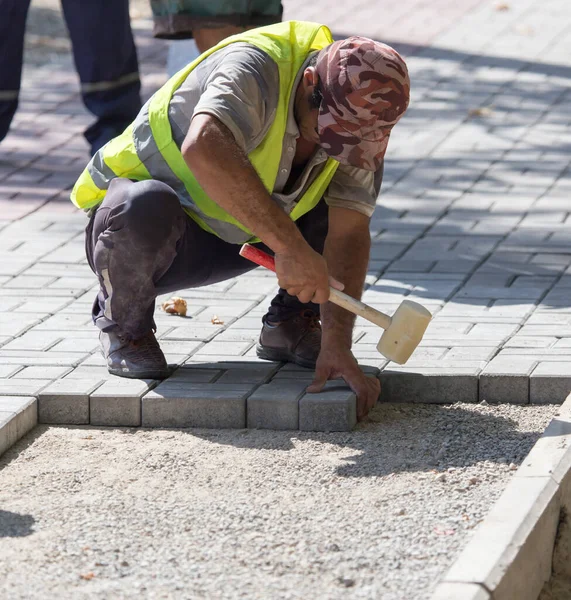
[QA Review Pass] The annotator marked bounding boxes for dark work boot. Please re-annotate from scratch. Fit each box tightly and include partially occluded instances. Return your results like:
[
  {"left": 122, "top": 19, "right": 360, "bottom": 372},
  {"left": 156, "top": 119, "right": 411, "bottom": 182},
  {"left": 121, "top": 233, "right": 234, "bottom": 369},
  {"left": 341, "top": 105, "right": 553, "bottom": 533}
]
[
  {"left": 100, "top": 329, "right": 171, "bottom": 379},
  {"left": 256, "top": 309, "right": 322, "bottom": 369}
]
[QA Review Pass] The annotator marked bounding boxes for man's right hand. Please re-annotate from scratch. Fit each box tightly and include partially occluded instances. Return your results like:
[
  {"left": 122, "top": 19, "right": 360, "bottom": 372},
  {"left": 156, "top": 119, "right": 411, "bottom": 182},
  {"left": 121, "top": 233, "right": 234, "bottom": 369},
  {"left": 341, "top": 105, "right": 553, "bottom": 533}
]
[{"left": 274, "top": 246, "right": 344, "bottom": 304}]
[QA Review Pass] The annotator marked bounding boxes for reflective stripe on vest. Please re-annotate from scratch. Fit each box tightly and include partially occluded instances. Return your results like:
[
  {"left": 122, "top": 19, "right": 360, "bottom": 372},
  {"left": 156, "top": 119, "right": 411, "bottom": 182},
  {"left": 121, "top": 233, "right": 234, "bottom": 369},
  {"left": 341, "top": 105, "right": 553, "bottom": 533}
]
[{"left": 70, "top": 21, "right": 339, "bottom": 243}]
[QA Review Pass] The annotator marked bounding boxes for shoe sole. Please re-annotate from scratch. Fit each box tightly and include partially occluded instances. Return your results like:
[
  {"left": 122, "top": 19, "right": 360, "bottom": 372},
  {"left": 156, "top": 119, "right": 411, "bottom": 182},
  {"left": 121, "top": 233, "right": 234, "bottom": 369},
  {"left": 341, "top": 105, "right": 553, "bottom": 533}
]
[
  {"left": 256, "top": 344, "right": 316, "bottom": 370},
  {"left": 108, "top": 366, "right": 172, "bottom": 380}
]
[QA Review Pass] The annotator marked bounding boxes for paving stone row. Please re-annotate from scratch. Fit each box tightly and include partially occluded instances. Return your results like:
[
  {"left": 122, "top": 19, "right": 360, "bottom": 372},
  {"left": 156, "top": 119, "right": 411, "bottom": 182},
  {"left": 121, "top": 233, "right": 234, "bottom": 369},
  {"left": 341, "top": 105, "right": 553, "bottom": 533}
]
[
  {"left": 1, "top": 0, "right": 570, "bottom": 434},
  {"left": 34, "top": 362, "right": 369, "bottom": 432}
]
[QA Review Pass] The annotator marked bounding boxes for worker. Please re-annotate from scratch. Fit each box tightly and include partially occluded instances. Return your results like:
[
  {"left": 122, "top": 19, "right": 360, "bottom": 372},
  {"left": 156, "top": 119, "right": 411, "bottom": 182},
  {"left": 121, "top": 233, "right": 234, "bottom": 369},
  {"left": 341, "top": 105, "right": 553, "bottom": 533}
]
[{"left": 71, "top": 21, "right": 410, "bottom": 419}]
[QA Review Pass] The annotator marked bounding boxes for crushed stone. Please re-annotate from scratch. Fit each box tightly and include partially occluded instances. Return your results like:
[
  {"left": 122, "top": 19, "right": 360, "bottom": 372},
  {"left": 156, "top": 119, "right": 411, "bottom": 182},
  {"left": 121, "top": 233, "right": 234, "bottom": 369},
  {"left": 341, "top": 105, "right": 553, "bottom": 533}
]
[{"left": 0, "top": 403, "right": 558, "bottom": 599}]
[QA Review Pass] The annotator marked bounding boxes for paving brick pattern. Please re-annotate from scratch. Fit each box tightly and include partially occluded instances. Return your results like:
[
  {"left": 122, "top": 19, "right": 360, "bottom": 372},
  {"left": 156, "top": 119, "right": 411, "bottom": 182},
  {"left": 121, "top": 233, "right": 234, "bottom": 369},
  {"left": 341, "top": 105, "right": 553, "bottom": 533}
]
[{"left": 1, "top": 0, "right": 571, "bottom": 434}]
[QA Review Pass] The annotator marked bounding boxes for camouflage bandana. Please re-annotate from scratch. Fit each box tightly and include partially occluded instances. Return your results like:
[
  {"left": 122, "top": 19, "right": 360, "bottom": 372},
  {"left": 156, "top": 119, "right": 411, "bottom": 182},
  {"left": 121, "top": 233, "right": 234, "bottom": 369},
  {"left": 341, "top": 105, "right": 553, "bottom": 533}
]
[{"left": 315, "top": 37, "right": 410, "bottom": 171}]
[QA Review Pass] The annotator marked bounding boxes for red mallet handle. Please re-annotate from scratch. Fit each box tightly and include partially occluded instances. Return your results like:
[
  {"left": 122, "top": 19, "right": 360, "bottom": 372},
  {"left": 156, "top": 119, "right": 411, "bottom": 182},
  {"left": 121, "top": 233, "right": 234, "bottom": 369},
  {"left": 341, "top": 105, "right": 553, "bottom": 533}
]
[{"left": 240, "top": 244, "right": 276, "bottom": 273}]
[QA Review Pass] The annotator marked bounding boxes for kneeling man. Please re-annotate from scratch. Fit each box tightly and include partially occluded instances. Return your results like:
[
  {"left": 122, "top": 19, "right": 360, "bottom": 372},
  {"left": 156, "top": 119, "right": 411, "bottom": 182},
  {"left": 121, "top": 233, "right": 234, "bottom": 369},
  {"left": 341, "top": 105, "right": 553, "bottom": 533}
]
[{"left": 71, "top": 21, "right": 410, "bottom": 419}]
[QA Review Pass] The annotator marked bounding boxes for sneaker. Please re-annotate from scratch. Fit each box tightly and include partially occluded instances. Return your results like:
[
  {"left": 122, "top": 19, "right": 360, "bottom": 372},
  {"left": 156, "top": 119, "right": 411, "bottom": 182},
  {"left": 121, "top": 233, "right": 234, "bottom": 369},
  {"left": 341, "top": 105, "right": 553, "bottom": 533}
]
[
  {"left": 256, "top": 309, "right": 321, "bottom": 369},
  {"left": 100, "top": 329, "right": 171, "bottom": 379}
]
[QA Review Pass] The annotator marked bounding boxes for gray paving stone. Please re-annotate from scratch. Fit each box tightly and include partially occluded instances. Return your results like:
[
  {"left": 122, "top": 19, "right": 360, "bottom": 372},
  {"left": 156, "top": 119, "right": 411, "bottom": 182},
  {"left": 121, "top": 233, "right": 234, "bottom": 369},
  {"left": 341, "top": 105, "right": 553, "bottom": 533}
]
[
  {"left": 63, "top": 366, "right": 115, "bottom": 380},
  {"left": 217, "top": 365, "right": 279, "bottom": 385},
  {"left": 466, "top": 323, "right": 521, "bottom": 338},
  {"left": 48, "top": 337, "right": 99, "bottom": 353},
  {"left": 552, "top": 339, "right": 571, "bottom": 349},
  {"left": 530, "top": 362, "right": 571, "bottom": 404},
  {"left": 271, "top": 370, "right": 316, "bottom": 382},
  {"left": 0, "top": 379, "right": 51, "bottom": 396},
  {"left": 432, "top": 259, "right": 480, "bottom": 273},
  {"left": 444, "top": 347, "right": 497, "bottom": 361},
  {"left": 166, "top": 368, "right": 221, "bottom": 384},
  {"left": 0, "top": 350, "right": 88, "bottom": 367},
  {"left": 192, "top": 340, "right": 253, "bottom": 357},
  {"left": 526, "top": 313, "right": 571, "bottom": 326},
  {"left": 185, "top": 354, "right": 274, "bottom": 365},
  {"left": 503, "top": 336, "right": 556, "bottom": 348},
  {"left": 425, "top": 321, "right": 474, "bottom": 335},
  {"left": 518, "top": 325, "right": 571, "bottom": 337},
  {"left": 379, "top": 371, "right": 479, "bottom": 403},
  {"left": 3, "top": 275, "right": 56, "bottom": 289},
  {"left": 142, "top": 384, "right": 254, "bottom": 428},
  {"left": 214, "top": 328, "right": 259, "bottom": 342},
  {"left": 478, "top": 357, "right": 538, "bottom": 404},
  {"left": 0, "top": 397, "right": 37, "bottom": 457},
  {"left": 11, "top": 366, "right": 72, "bottom": 380},
  {"left": 161, "top": 325, "right": 223, "bottom": 342},
  {"left": 498, "top": 349, "right": 571, "bottom": 359},
  {"left": 0, "top": 314, "right": 41, "bottom": 337},
  {"left": 386, "top": 360, "right": 486, "bottom": 370},
  {"left": 154, "top": 340, "right": 203, "bottom": 356},
  {"left": 90, "top": 379, "right": 152, "bottom": 427},
  {"left": 38, "top": 378, "right": 103, "bottom": 424},
  {"left": 247, "top": 381, "right": 307, "bottom": 430},
  {"left": 299, "top": 382, "right": 357, "bottom": 432},
  {"left": 33, "top": 313, "right": 93, "bottom": 331},
  {"left": 0, "top": 364, "right": 22, "bottom": 378}
]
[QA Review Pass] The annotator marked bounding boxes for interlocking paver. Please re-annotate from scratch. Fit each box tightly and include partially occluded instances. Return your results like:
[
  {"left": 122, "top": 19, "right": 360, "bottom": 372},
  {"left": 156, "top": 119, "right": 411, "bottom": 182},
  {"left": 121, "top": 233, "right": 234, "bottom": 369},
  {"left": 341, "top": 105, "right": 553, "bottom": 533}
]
[
  {"left": 530, "top": 362, "right": 571, "bottom": 404},
  {"left": 299, "top": 382, "right": 357, "bottom": 432},
  {"left": 0, "top": 379, "right": 52, "bottom": 396},
  {"left": 247, "top": 381, "right": 307, "bottom": 430},
  {"left": 142, "top": 384, "right": 254, "bottom": 428},
  {"left": 216, "top": 365, "right": 278, "bottom": 385},
  {"left": 0, "top": 350, "right": 88, "bottom": 367},
  {"left": 0, "top": 365, "right": 22, "bottom": 378},
  {"left": 380, "top": 370, "right": 480, "bottom": 404},
  {"left": 90, "top": 379, "right": 153, "bottom": 427},
  {"left": 38, "top": 378, "right": 104, "bottom": 424},
  {"left": 0, "top": 397, "right": 37, "bottom": 457},
  {"left": 2, "top": 331, "right": 63, "bottom": 351},
  {"left": 11, "top": 366, "right": 71, "bottom": 380}
]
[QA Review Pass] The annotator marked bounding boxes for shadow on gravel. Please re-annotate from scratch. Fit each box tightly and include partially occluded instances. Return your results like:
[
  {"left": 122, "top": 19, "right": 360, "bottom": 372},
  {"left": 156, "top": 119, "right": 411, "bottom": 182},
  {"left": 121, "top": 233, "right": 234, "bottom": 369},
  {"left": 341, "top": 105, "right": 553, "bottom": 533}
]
[
  {"left": 0, "top": 510, "right": 35, "bottom": 538},
  {"left": 0, "top": 426, "right": 48, "bottom": 472},
  {"left": 190, "top": 403, "right": 543, "bottom": 479}
]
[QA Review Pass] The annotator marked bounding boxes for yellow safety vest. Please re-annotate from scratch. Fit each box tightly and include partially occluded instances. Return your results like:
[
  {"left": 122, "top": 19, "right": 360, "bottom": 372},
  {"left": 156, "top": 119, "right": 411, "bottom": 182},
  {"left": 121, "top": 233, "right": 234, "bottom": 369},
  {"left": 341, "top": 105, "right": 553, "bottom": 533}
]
[{"left": 70, "top": 21, "right": 339, "bottom": 243}]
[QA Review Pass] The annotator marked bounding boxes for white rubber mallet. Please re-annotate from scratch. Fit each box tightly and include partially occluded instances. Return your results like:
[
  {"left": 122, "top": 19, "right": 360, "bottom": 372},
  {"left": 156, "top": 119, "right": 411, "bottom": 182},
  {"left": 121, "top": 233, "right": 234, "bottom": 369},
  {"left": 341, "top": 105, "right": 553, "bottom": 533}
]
[{"left": 240, "top": 244, "right": 432, "bottom": 365}]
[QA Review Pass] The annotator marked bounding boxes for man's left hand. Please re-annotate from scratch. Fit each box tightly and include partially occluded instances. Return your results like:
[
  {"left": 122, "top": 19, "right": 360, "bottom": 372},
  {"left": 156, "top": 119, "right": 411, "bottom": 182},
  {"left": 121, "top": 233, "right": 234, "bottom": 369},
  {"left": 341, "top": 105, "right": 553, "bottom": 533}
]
[{"left": 307, "top": 345, "right": 380, "bottom": 421}]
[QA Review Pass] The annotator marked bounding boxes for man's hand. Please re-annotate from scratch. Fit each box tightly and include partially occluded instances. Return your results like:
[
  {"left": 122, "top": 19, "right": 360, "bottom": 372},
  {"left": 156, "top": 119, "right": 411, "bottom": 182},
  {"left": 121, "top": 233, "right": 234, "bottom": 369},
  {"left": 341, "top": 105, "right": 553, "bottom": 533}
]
[
  {"left": 274, "top": 246, "right": 344, "bottom": 305},
  {"left": 307, "top": 344, "right": 380, "bottom": 421}
]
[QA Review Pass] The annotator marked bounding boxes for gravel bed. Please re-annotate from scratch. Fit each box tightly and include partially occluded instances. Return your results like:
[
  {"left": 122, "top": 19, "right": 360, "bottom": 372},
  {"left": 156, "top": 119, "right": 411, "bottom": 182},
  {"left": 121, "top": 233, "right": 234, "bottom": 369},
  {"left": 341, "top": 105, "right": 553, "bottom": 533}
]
[{"left": 0, "top": 403, "right": 558, "bottom": 600}]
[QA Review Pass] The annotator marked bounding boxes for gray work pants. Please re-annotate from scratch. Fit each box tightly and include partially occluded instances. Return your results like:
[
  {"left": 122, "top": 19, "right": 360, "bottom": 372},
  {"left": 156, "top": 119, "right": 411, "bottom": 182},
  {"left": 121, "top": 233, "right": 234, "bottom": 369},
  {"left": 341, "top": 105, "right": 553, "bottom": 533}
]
[{"left": 85, "top": 178, "right": 328, "bottom": 338}]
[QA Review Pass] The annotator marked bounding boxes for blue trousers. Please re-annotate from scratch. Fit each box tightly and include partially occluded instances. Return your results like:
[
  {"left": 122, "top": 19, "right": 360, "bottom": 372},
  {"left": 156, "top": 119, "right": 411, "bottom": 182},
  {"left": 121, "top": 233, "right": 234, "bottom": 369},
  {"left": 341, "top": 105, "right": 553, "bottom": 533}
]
[{"left": 0, "top": 0, "right": 141, "bottom": 155}]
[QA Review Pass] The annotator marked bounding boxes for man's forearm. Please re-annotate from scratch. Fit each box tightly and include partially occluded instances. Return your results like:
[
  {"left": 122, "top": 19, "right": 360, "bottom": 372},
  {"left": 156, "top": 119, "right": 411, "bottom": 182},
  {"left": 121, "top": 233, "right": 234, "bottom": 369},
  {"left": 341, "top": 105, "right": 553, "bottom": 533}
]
[
  {"left": 321, "top": 214, "right": 371, "bottom": 348},
  {"left": 182, "top": 114, "right": 305, "bottom": 253}
]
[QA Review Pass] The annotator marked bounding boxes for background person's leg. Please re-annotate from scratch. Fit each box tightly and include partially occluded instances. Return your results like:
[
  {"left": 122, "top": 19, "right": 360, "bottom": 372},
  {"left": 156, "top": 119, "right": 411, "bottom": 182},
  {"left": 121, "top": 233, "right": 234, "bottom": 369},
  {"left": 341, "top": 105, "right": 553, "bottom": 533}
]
[
  {"left": 151, "top": 0, "right": 283, "bottom": 47},
  {"left": 0, "top": 0, "right": 32, "bottom": 142},
  {"left": 61, "top": 0, "right": 141, "bottom": 155}
]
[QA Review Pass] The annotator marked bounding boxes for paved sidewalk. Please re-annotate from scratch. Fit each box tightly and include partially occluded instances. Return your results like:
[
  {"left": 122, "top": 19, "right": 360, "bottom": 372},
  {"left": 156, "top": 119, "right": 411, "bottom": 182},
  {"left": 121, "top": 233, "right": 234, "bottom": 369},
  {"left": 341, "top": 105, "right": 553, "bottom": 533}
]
[{"left": 1, "top": 0, "right": 571, "bottom": 431}]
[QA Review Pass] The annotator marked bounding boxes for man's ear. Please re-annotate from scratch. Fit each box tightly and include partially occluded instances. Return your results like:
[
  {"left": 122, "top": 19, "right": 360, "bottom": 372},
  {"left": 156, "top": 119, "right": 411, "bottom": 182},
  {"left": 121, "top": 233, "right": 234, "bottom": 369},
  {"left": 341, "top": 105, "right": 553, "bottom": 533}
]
[{"left": 303, "top": 66, "right": 318, "bottom": 90}]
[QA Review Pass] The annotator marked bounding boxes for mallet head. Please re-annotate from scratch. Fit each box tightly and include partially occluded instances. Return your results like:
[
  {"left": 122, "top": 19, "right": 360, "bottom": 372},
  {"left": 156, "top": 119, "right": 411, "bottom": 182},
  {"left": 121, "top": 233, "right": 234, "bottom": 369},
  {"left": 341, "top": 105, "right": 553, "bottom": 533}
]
[{"left": 377, "top": 300, "right": 432, "bottom": 364}]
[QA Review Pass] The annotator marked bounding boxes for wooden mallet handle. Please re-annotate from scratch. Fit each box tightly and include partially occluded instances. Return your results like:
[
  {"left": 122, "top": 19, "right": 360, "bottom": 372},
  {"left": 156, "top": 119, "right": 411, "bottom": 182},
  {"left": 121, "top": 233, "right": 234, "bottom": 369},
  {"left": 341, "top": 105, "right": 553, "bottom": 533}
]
[{"left": 239, "top": 244, "right": 392, "bottom": 330}]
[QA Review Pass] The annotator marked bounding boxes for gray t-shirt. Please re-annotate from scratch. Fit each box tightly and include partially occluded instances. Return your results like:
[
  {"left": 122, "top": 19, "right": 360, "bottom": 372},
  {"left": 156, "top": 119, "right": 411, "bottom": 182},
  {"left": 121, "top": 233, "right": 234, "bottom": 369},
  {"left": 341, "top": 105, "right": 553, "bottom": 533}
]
[{"left": 168, "top": 43, "right": 382, "bottom": 218}]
